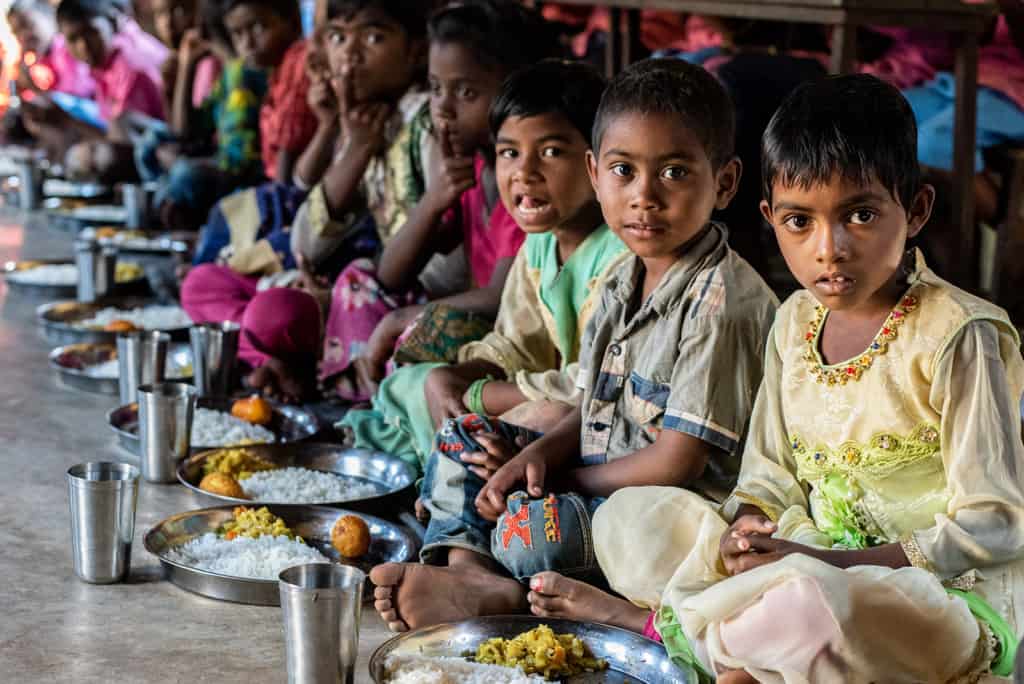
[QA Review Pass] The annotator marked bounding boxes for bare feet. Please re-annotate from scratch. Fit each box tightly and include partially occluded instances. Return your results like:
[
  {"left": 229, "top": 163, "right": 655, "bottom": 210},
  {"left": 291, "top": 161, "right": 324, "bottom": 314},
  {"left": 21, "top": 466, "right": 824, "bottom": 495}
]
[
  {"left": 370, "top": 562, "right": 528, "bottom": 632},
  {"left": 527, "top": 572, "right": 649, "bottom": 633},
  {"left": 245, "top": 357, "right": 307, "bottom": 405},
  {"left": 413, "top": 497, "right": 430, "bottom": 524},
  {"left": 717, "top": 669, "right": 759, "bottom": 684}
]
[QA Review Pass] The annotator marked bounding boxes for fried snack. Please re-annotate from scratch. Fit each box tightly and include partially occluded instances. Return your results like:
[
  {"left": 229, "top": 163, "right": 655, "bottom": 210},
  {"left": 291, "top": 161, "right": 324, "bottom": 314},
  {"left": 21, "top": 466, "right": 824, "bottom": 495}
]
[
  {"left": 198, "top": 472, "right": 247, "bottom": 499},
  {"left": 231, "top": 395, "right": 274, "bottom": 426},
  {"left": 202, "top": 447, "right": 277, "bottom": 480},
  {"left": 103, "top": 319, "right": 140, "bottom": 333},
  {"left": 114, "top": 262, "right": 144, "bottom": 282},
  {"left": 219, "top": 506, "right": 298, "bottom": 541},
  {"left": 93, "top": 226, "right": 118, "bottom": 239},
  {"left": 331, "top": 514, "right": 371, "bottom": 558},
  {"left": 475, "top": 625, "right": 608, "bottom": 680}
]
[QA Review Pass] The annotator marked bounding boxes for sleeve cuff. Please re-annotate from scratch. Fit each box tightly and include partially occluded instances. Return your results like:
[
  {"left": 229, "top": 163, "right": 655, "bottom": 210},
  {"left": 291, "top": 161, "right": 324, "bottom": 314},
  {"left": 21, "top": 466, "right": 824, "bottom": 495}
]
[
  {"left": 899, "top": 532, "right": 934, "bottom": 572},
  {"left": 663, "top": 410, "right": 740, "bottom": 454}
]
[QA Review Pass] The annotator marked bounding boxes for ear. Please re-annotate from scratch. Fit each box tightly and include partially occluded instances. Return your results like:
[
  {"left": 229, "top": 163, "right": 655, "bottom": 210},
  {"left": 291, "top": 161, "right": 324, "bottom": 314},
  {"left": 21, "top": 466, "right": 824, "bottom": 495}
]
[
  {"left": 905, "top": 184, "right": 934, "bottom": 240},
  {"left": 586, "top": 149, "right": 599, "bottom": 197},
  {"left": 759, "top": 198, "right": 773, "bottom": 226},
  {"left": 713, "top": 156, "right": 742, "bottom": 210}
]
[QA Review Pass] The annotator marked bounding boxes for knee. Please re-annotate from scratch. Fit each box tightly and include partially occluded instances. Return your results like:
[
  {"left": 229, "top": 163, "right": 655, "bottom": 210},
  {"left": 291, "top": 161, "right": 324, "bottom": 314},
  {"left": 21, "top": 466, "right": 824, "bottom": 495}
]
[
  {"left": 243, "top": 288, "right": 319, "bottom": 330},
  {"left": 179, "top": 264, "right": 228, "bottom": 311}
]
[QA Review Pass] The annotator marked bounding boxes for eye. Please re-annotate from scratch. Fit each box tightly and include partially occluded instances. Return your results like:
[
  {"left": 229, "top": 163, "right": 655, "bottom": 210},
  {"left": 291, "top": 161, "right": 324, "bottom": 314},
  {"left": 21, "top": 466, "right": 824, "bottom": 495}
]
[
  {"left": 848, "top": 208, "right": 877, "bottom": 225},
  {"left": 782, "top": 214, "right": 812, "bottom": 232},
  {"left": 610, "top": 163, "right": 632, "bottom": 178},
  {"left": 497, "top": 148, "right": 517, "bottom": 159},
  {"left": 428, "top": 80, "right": 442, "bottom": 97},
  {"left": 457, "top": 85, "right": 476, "bottom": 99},
  {"left": 327, "top": 30, "right": 344, "bottom": 45},
  {"left": 365, "top": 31, "right": 384, "bottom": 45},
  {"left": 541, "top": 146, "right": 562, "bottom": 158},
  {"left": 661, "top": 166, "right": 687, "bottom": 180}
]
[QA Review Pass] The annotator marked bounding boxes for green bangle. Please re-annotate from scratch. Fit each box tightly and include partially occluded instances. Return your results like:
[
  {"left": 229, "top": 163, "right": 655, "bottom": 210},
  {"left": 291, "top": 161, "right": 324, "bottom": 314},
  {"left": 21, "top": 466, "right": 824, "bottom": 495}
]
[{"left": 466, "top": 377, "right": 492, "bottom": 416}]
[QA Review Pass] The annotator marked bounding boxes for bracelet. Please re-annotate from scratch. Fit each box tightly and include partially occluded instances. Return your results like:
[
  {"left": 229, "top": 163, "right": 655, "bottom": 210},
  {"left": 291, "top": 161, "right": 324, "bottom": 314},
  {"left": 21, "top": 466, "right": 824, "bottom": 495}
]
[{"left": 466, "top": 376, "right": 493, "bottom": 416}]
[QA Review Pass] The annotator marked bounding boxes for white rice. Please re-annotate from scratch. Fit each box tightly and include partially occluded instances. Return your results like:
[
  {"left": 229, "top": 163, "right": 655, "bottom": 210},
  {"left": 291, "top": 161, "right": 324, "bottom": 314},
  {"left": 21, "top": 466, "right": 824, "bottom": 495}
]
[
  {"left": 82, "top": 358, "right": 190, "bottom": 380},
  {"left": 383, "top": 655, "right": 545, "bottom": 684},
  {"left": 75, "top": 305, "right": 193, "bottom": 331},
  {"left": 191, "top": 407, "right": 275, "bottom": 447},
  {"left": 7, "top": 264, "right": 78, "bottom": 285},
  {"left": 164, "top": 533, "right": 328, "bottom": 580},
  {"left": 240, "top": 467, "right": 379, "bottom": 504}
]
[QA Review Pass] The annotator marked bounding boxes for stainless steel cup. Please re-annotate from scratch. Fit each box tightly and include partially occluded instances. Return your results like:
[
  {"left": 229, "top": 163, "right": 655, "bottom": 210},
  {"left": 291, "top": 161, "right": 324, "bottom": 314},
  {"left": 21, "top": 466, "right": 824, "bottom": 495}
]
[
  {"left": 117, "top": 331, "right": 169, "bottom": 405},
  {"left": 189, "top": 322, "right": 240, "bottom": 398},
  {"left": 279, "top": 563, "right": 365, "bottom": 684},
  {"left": 15, "top": 159, "right": 40, "bottom": 210},
  {"left": 122, "top": 183, "right": 149, "bottom": 229},
  {"left": 137, "top": 382, "right": 196, "bottom": 483},
  {"left": 75, "top": 239, "right": 117, "bottom": 303},
  {"left": 66, "top": 462, "right": 139, "bottom": 584}
]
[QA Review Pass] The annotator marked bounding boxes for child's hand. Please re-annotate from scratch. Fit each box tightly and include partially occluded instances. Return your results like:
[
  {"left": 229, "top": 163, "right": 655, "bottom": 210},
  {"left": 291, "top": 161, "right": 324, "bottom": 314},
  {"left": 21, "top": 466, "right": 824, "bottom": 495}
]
[
  {"left": 475, "top": 449, "right": 547, "bottom": 521},
  {"left": 178, "top": 28, "right": 211, "bottom": 68},
  {"left": 334, "top": 69, "right": 392, "bottom": 155},
  {"left": 424, "top": 123, "right": 476, "bottom": 215},
  {"left": 423, "top": 367, "right": 471, "bottom": 428},
  {"left": 352, "top": 311, "right": 403, "bottom": 395},
  {"left": 461, "top": 432, "right": 527, "bottom": 481},
  {"left": 307, "top": 79, "right": 337, "bottom": 124},
  {"left": 719, "top": 514, "right": 778, "bottom": 576}
]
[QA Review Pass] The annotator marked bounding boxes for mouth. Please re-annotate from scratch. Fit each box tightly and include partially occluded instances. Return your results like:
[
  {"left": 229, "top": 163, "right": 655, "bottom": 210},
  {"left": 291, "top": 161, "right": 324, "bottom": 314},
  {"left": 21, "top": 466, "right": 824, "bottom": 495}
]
[
  {"left": 514, "top": 194, "right": 555, "bottom": 223},
  {"left": 814, "top": 272, "right": 856, "bottom": 296},
  {"left": 622, "top": 222, "right": 667, "bottom": 239}
]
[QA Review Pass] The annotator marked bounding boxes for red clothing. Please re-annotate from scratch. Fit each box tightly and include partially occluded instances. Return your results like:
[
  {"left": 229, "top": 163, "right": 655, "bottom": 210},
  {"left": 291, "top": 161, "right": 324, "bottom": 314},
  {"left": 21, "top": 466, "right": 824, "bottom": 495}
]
[
  {"left": 259, "top": 40, "right": 318, "bottom": 181},
  {"left": 979, "top": 16, "right": 1024, "bottom": 111},
  {"left": 92, "top": 18, "right": 168, "bottom": 121},
  {"left": 34, "top": 35, "right": 94, "bottom": 98}
]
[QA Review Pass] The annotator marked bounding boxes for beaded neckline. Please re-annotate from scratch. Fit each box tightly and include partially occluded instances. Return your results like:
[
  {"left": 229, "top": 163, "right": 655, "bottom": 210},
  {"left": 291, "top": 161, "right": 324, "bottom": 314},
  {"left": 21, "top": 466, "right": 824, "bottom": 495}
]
[{"left": 805, "top": 293, "right": 920, "bottom": 385}]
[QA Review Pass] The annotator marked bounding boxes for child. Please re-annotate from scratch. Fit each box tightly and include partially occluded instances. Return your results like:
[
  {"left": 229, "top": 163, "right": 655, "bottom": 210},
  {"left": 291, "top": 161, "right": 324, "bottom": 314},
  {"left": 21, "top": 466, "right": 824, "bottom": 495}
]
[
  {"left": 369, "top": 58, "right": 779, "bottom": 632},
  {"left": 567, "top": 74, "right": 1024, "bottom": 684},
  {"left": 7, "top": 0, "right": 94, "bottom": 99},
  {"left": 319, "top": 0, "right": 559, "bottom": 403},
  {"left": 180, "top": 0, "right": 432, "bottom": 403},
  {"left": 342, "top": 58, "right": 625, "bottom": 471}
]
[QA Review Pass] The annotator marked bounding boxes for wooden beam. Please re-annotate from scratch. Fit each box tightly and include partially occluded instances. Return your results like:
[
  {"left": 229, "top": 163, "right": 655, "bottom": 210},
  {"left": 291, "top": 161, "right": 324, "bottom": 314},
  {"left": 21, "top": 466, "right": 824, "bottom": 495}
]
[{"left": 951, "top": 29, "right": 980, "bottom": 289}]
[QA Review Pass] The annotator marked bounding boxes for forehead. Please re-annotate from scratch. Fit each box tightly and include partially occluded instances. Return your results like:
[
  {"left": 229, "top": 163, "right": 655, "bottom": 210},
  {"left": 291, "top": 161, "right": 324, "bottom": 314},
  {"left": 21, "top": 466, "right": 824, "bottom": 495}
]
[
  {"left": 224, "top": 4, "right": 279, "bottom": 28},
  {"left": 769, "top": 172, "right": 898, "bottom": 208},
  {"left": 599, "top": 110, "right": 709, "bottom": 162},
  {"left": 497, "top": 112, "right": 582, "bottom": 143},
  {"left": 327, "top": 7, "right": 401, "bottom": 31},
  {"left": 58, "top": 16, "right": 101, "bottom": 35},
  {"left": 429, "top": 42, "right": 498, "bottom": 81}
]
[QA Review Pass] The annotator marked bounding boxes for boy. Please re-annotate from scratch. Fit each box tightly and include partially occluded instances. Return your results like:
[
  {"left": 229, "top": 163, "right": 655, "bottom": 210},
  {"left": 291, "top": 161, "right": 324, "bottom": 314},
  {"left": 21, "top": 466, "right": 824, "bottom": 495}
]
[{"left": 370, "top": 59, "right": 779, "bottom": 632}]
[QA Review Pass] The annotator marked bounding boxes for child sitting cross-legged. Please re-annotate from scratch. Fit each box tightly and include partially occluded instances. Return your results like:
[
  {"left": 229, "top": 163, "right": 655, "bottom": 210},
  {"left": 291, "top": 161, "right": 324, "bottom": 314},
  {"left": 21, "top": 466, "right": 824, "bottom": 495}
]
[
  {"left": 556, "top": 74, "right": 1024, "bottom": 684},
  {"left": 369, "top": 58, "right": 779, "bottom": 631}
]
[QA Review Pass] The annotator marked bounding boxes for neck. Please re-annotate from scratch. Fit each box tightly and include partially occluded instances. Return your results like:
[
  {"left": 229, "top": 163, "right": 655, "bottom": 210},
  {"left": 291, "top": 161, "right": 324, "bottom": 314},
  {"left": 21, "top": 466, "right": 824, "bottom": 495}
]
[{"left": 551, "top": 203, "right": 603, "bottom": 263}]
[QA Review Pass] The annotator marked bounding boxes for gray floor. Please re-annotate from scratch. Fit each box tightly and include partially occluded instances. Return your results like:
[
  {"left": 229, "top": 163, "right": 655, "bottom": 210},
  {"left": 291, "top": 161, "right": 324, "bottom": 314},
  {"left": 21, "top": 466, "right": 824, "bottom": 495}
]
[{"left": 0, "top": 212, "right": 393, "bottom": 682}]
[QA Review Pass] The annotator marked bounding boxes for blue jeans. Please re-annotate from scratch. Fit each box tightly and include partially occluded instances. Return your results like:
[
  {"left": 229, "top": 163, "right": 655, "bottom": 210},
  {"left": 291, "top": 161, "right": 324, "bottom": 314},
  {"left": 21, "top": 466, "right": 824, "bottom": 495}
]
[{"left": 420, "top": 414, "right": 604, "bottom": 583}]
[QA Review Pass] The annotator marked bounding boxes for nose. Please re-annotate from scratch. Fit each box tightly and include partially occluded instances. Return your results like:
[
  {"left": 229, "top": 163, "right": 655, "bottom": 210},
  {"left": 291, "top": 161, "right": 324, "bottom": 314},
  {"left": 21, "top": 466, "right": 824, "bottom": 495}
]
[
  {"left": 339, "top": 38, "right": 362, "bottom": 68},
  {"left": 816, "top": 222, "right": 851, "bottom": 263},
  {"left": 513, "top": 151, "right": 542, "bottom": 184},
  {"left": 628, "top": 172, "right": 661, "bottom": 211},
  {"left": 433, "top": 91, "right": 455, "bottom": 124},
  {"left": 237, "top": 30, "right": 255, "bottom": 56}
]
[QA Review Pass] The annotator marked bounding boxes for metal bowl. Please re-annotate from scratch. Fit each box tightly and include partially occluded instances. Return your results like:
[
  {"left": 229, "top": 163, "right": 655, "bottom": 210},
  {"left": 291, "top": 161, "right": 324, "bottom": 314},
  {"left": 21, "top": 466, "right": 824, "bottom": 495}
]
[
  {"left": 107, "top": 396, "right": 320, "bottom": 455},
  {"left": 78, "top": 227, "right": 191, "bottom": 256},
  {"left": 144, "top": 504, "right": 418, "bottom": 605},
  {"left": 42, "top": 179, "right": 110, "bottom": 200},
  {"left": 369, "top": 616, "right": 693, "bottom": 683},
  {"left": 36, "top": 299, "right": 191, "bottom": 346},
  {"left": 178, "top": 443, "right": 417, "bottom": 510},
  {"left": 48, "top": 203, "right": 127, "bottom": 225},
  {"left": 4, "top": 260, "right": 148, "bottom": 299},
  {"left": 49, "top": 342, "right": 194, "bottom": 395}
]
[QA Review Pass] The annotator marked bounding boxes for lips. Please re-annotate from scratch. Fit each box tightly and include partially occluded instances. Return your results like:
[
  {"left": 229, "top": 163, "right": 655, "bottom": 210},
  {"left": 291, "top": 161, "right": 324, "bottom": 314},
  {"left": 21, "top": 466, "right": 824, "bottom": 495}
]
[
  {"left": 815, "top": 272, "right": 856, "bottom": 296},
  {"left": 622, "top": 222, "right": 667, "bottom": 239},
  {"left": 514, "top": 194, "right": 554, "bottom": 222}
]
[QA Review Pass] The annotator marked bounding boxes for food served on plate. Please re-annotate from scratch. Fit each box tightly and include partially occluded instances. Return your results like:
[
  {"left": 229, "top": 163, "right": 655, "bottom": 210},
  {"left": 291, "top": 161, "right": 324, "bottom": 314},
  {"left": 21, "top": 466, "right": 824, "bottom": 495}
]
[
  {"left": 231, "top": 395, "right": 273, "bottom": 425},
  {"left": 199, "top": 472, "right": 248, "bottom": 499},
  {"left": 6, "top": 261, "right": 143, "bottom": 286},
  {"left": 74, "top": 305, "right": 192, "bottom": 331},
  {"left": 331, "top": 514, "right": 371, "bottom": 559},
  {"left": 196, "top": 447, "right": 380, "bottom": 503},
  {"left": 79, "top": 356, "right": 192, "bottom": 380},
  {"left": 476, "top": 626, "right": 608, "bottom": 680},
  {"left": 191, "top": 408, "right": 276, "bottom": 447},
  {"left": 163, "top": 506, "right": 329, "bottom": 580},
  {"left": 104, "top": 320, "right": 140, "bottom": 333},
  {"left": 382, "top": 654, "right": 546, "bottom": 684}
]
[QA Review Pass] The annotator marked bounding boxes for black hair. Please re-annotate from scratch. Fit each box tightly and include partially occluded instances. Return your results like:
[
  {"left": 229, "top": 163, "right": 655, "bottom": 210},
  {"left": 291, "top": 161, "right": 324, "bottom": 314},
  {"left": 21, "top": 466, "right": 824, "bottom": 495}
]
[
  {"left": 216, "top": 0, "right": 301, "bottom": 26},
  {"left": 199, "top": 0, "right": 232, "bottom": 54},
  {"left": 326, "top": 0, "right": 432, "bottom": 39},
  {"left": 56, "top": 0, "right": 118, "bottom": 25},
  {"left": 761, "top": 73, "right": 920, "bottom": 209},
  {"left": 592, "top": 58, "right": 736, "bottom": 169},
  {"left": 489, "top": 59, "right": 606, "bottom": 144},
  {"left": 427, "top": 0, "right": 561, "bottom": 74}
]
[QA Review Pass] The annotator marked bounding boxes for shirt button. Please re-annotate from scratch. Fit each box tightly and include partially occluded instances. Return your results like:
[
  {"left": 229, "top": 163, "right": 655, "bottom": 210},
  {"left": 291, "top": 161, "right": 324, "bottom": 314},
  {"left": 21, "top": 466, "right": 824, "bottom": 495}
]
[
  {"left": 592, "top": 422, "right": 608, "bottom": 432},
  {"left": 609, "top": 344, "right": 622, "bottom": 357}
]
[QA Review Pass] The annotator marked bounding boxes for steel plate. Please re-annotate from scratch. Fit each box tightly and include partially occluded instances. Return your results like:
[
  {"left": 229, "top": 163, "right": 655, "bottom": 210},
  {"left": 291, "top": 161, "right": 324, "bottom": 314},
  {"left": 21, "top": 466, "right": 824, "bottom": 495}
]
[
  {"left": 36, "top": 299, "right": 191, "bottom": 346},
  {"left": 49, "top": 342, "right": 194, "bottom": 395},
  {"left": 4, "top": 260, "right": 148, "bottom": 299},
  {"left": 78, "top": 227, "right": 191, "bottom": 255},
  {"left": 144, "top": 504, "right": 418, "bottom": 605}
]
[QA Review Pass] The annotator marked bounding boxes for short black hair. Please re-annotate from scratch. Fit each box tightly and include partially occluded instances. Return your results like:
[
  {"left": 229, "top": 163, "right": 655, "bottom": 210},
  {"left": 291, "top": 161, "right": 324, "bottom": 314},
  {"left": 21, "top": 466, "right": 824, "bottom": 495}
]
[
  {"left": 326, "top": 0, "right": 431, "bottom": 39},
  {"left": 56, "top": 0, "right": 118, "bottom": 25},
  {"left": 592, "top": 58, "right": 736, "bottom": 169},
  {"left": 217, "top": 0, "right": 300, "bottom": 26},
  {"left": 762, "top": 74, "right": 920, "bottom": 209},
  {"left": 427, "top": 0, "right": 561, "bottom": 75},
  {"left": 490, "top": 59, "right": 606, "bottom": 143}
]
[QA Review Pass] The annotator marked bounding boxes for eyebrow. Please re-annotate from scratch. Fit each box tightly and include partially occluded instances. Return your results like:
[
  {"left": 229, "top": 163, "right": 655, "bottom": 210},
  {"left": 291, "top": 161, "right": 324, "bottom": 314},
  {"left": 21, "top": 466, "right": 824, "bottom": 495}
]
[{"left": 836, "top": 192, "right": 889, "bottom": 208}]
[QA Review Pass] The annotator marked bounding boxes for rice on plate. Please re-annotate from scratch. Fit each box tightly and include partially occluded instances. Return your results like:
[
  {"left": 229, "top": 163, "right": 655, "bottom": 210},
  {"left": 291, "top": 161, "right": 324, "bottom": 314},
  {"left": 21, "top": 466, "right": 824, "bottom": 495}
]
[
  {"left": 240, "top": 467, "right": 379, "bottom": 503},
  {"left": 382, "top": 655, "right": 545, "bottom": 684},
  {"left": 192, "top": 408, "right": 276, "bottom": 447},
  {"left": 164, "top": 533, "right": 328, "bottom": 580},
  {"left": 75, "top": 305, "right": 192, "bottom": 331},
  {"left": 84, "top": 357, "right": 191, "bottom": 380}
]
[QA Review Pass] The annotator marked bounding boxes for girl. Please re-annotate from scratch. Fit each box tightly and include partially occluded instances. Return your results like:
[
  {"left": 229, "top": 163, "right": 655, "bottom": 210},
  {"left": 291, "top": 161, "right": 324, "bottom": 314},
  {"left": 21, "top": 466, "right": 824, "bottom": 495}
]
[
  {"left": 342, "top": 58, "right": 626, "bottom": 472},
  {"left": 533, "top": 75, "right": 1024, "bottom": 684},
  {"left": 7, "top": 0, "right": 94, "bottom": 99}
]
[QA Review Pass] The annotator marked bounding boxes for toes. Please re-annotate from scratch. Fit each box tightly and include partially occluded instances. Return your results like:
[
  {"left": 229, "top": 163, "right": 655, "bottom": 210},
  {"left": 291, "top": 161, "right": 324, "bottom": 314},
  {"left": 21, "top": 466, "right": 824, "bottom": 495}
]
[
  {"left": 375, "top": 598, "right": 393, "bottom": 614},
  {"left": 370, "top": 562, "right": 407, "bottom": 587},
  {"left": 374, "top": 586, "right": 393, "bottom": 601},
  {"left": 527, "top": 590, "right": 567, "bottom": 615},
  {"left": 387, "top": 620, "right": 408, "bottom": 633},
  {"left": 378, "top": 608, "right": 398, "bottom": 623},
  {"left": 530, "top": 571, "right": 574, "bottom": 598}
]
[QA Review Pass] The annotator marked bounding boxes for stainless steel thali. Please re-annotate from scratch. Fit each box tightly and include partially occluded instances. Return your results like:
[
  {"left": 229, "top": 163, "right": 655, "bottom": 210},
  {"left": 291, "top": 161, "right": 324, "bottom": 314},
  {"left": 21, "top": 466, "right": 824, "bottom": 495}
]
[
  {"left": 144, "top": 504, "right": 418, "bottom": 606},
  {"left": 79, "top": 227, "right": 191, "bottom": 255},
  {"left": 178, "top": 443, "right": 416, "bottom": 508},
  {"left": 49, "top": 342, "right": 194, "bottom": 394},
  {"left": 107, "top": 396, "right": 320, "bottom": 455},
  {"left": 42, "top": 179, "right": 110, "bottom": 200},
  {"left": 369, "top": 616, "right": 693, "bottom": 683},
  {"left": 4, "top": 259, "right": 148, "bottom": 298},
  {"left": 36, "top": 298, "right": 191, "bottom": 346}
]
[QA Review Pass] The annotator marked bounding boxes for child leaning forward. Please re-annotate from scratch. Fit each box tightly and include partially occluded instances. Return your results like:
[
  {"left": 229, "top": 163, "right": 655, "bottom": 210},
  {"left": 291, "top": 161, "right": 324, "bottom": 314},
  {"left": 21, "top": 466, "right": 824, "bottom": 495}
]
[{"left": 368, "top": 59, "right": 778, "bottom": 632}]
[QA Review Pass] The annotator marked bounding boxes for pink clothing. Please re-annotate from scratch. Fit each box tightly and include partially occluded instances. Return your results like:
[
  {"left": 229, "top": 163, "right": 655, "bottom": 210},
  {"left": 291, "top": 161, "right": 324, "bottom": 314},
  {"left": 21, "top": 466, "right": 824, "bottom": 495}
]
[
  {"left": 451, "top": 156, "right": 525, "bottom": 288},
  {"left": 555, "top": 10, "right": 721, "bottom": 59},
  {"left": 858, "top": 27, "right": 953, "bottom": 90},
  {"left": 180, "top": 264, "right": 321, "bottom": 368},
  {"left": 192, "top": 56, "right": 221, "bottom": 109},
  {"left": 642, "top": 612, "right": 662, "bottom": 643},
  {"left": 91, "top": 18, "right": 168, "bottom": 121},
  {"left": 979, "top": 17, "right": 1024, "bottom": 111},
  {"left": 34, "top": 35, "right": 94, "bottom": 98}
]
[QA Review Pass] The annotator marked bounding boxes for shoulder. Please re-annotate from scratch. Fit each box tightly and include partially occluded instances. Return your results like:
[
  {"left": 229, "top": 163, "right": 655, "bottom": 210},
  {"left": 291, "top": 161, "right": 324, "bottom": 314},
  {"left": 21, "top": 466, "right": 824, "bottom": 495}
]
[{"left": 686, "top": 246, "right": 779, "bottom": 328}]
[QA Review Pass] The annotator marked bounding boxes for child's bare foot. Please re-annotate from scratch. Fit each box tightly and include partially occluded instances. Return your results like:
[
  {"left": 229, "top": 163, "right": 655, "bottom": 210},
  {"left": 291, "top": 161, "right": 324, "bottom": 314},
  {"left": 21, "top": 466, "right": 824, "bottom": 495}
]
[
  {"left": 527, "top": 572, "right": 649, "bottom": 632},
  {"left": 717, "top": 669, "right": 759, "bottom": 684},
  {"left": 245, "top": 357, "right": 306, "bottom": 404},
  {"left": 413, "top": 497, "right": 430, "bottom": 524},
  {"left": 370, "top": 562, "right": 527, "bottom": 632}
]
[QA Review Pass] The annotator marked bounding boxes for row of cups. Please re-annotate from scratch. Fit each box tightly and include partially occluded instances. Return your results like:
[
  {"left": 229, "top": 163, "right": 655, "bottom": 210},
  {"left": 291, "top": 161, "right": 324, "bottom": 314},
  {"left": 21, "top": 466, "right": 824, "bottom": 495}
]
[{"left": 67, "top": 462, "right": 365, "bottom": 682}]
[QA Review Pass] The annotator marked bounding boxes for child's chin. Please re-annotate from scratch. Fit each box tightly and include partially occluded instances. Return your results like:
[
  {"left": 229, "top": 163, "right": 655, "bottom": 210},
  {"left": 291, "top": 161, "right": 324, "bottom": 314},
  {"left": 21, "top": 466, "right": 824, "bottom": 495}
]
[{"left": 518, "top": 224, "right": 554, "bottom": 235}]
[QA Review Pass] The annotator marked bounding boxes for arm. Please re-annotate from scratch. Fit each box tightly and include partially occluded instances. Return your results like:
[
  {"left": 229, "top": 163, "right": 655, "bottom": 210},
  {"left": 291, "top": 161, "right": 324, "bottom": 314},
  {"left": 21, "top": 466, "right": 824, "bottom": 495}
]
[
  {"left": 293, "top": 119, "right": 338, "bottom": 189},
  {"left": 171, "top": 30, "right": 210, "bottom": 137},
  {"left": 275, "top": 148, "right": 297, "bottom": 187}
]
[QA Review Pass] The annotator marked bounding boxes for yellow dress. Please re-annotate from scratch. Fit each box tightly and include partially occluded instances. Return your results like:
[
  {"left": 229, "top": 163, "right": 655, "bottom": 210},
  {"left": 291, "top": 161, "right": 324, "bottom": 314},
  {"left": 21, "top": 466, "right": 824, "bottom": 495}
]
[{"left": 594, "top": 253, "right": 1024, "bottom": 683}]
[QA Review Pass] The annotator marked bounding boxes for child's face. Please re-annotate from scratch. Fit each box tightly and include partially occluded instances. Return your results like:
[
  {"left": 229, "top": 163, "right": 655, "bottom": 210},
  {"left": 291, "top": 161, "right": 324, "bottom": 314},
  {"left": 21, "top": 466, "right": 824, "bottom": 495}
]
[
  {"left": 587, "top": 111, "right": 740, "bottom": 263},
  {"left": 59, "top": 16, "right": 114, "bottom": 68},
  {"left": 495, "top": 112, "right": 596, "bottom": 235},
  {"left": 429, "top": 42, "right": 504, "bottom": 155},
  {"left": 324, "top": 8, "right": 422, "bottom": 104},
  {"left": 761, "top": 174, "right": 933, "bottom": 312},
  {"left": 151, "top": 0, "right": 197, "bottom": 48},
  {"left": 8, "top": 9, "right": 54, "bottom": 56},
  {"left": 223, "top": 4, "right": 295, "bottom": 69}
]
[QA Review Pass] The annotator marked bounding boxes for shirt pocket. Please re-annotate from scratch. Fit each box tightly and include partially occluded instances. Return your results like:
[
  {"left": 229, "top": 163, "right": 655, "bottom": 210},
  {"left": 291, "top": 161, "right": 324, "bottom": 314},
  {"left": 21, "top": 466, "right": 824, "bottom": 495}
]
[{"left": 627, "top": 371, "right": 670, "bottom": 427}]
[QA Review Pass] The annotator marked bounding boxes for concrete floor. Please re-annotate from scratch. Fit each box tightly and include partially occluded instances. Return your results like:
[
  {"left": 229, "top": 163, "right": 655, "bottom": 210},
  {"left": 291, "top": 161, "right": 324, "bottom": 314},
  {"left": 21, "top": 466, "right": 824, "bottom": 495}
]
[{"left": 0, "top": 212, "right": 394, "bottom": 683}]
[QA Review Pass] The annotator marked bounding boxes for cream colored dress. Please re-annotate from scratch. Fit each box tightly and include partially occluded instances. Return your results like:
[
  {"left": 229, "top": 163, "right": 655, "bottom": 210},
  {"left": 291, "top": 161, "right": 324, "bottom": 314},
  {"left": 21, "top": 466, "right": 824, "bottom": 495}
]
[{"left": 594, "top": 255, "right": 1024, "bottom": 683}]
